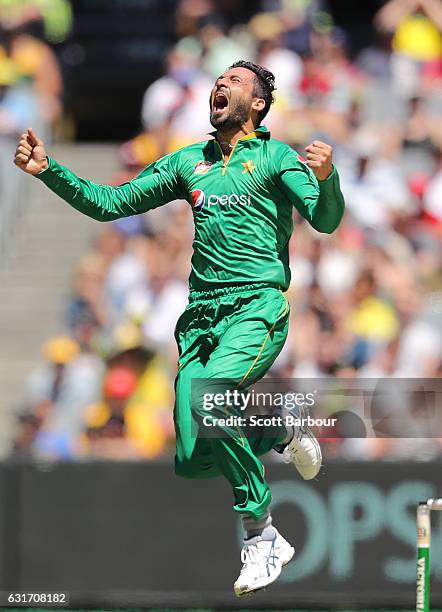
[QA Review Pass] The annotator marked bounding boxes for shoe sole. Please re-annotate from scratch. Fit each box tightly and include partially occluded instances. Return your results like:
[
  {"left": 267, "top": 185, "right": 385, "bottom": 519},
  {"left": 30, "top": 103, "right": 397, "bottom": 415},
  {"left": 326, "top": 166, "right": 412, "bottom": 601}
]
[{"left": 234, "top": 565, "right": 282, "bottom": 597}]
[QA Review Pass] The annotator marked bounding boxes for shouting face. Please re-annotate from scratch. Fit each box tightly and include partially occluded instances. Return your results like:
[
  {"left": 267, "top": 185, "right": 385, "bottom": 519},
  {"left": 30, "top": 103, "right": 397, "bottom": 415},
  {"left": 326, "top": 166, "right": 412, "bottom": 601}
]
[{"left": 209, "top": 67, "right": 265, "bottom": 130}]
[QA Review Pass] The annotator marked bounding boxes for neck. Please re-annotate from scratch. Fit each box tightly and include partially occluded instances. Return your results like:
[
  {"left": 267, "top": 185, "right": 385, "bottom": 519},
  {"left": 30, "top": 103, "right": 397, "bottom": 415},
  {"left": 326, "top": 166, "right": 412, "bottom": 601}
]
[{"left": 216, "top": 120, "right": 255, "bottom": 155}]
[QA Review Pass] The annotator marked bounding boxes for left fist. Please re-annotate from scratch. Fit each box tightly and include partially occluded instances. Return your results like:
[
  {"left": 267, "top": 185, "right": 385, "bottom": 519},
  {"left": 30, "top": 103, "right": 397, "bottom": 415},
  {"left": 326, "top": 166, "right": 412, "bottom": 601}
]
[{"left": 305, "top": 140, "right": 333, "bottom": 181}]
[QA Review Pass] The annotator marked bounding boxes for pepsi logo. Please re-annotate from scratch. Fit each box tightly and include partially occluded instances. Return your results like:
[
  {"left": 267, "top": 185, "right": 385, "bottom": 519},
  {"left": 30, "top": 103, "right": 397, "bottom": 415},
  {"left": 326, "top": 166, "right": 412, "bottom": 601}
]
[
  {"left": 191, "top": 189, "right": 206, "bottom": 211},
  {"left": 190, "top": 191, "right": 253, "bottom": 212}
]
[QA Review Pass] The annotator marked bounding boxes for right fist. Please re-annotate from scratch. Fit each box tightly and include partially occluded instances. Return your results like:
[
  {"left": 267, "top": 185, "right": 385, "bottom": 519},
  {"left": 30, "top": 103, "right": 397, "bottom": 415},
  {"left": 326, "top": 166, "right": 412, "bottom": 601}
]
[{"left": 14, "top": 128, "right": 48, "bottom": 175}]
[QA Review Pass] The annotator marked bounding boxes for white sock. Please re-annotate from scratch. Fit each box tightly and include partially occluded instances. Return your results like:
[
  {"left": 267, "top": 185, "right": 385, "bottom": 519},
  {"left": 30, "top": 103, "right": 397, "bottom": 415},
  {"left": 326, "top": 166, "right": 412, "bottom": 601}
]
[{"left": 242, "top": 512, "right": 276, "bottom": 540}]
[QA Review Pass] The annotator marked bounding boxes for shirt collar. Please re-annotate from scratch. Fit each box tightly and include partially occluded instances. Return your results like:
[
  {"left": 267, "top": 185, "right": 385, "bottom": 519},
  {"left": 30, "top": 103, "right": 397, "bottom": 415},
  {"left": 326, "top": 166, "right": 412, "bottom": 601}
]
[{"left": 208, "top": 125, "right": 271, "bottom": 141}]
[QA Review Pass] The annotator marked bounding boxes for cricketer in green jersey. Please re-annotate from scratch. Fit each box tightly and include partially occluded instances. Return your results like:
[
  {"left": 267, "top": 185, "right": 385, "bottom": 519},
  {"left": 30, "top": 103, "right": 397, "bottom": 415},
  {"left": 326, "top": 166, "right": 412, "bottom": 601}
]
[{"left": 14, "top": 60, "right": 345, "bottom": 596}]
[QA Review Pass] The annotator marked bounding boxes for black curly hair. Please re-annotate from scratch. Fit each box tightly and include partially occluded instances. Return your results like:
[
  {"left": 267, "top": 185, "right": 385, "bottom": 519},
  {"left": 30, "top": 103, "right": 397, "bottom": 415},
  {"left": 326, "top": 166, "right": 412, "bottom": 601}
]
[{"left": 229, "top": 60, "right": 276, "bottom": 125}]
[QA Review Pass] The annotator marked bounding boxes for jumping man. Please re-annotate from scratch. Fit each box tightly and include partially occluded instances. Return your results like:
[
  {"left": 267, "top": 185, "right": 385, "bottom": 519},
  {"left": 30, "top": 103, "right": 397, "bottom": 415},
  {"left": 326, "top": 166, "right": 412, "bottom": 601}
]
[{"left": 14, "top": 61, "right": 345, "bottom": 596}]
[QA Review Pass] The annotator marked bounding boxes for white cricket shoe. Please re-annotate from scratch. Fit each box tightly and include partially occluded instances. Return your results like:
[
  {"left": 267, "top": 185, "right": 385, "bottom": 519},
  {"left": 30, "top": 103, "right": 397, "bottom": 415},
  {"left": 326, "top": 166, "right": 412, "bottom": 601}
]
[
  {"left": 275, "top": 530, "right": 295, "bottom": 567},
  {"left": 234, "top": 529, "right": 294, "bottom": 597},
  {"left": 281, "top": 425, "right": 322, "bottom": 480}
]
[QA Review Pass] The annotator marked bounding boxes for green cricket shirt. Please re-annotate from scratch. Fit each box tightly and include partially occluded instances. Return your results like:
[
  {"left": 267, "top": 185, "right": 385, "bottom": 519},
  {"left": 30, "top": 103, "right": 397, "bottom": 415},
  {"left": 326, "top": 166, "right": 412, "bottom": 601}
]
[{"left": 37, "top": 125, "right": 345, "bottom": 292}]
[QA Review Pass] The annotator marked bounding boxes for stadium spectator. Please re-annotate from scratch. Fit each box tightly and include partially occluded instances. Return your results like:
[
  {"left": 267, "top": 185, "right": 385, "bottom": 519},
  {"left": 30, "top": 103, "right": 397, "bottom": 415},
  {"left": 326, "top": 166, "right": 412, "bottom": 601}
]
[
  {"left": 0, "top": 0, "right": 72, "bottom": 43},
  {"left": 0, "top": 12, "right": 63, "bottom": 126},
  {"left": 198, "top": 16, "right": 251, "bottom": 79},
  {"left": 374, "top": 0, "right": 442, "bottom": 97},
  {"left": 23, "top": 335, "right": 103, "bottom": 458},
  {"left": 338, "top": 129, "right": 415, "bottom": 228},
  {"left": 423, "top": 146, "right": 442, "bottom": 224},
  {"left": 0, "top": 57, "right": 38, "bottom": 134},
  {"left": 83, "top": 351, "right": 174, "bottom": 459}
]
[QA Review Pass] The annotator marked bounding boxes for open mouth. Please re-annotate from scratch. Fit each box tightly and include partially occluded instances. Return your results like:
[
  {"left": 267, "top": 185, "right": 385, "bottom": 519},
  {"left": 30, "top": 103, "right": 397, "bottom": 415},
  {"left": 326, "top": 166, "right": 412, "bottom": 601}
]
[{"left": 213, "top": 91, "right": 229, "bottom": 113}]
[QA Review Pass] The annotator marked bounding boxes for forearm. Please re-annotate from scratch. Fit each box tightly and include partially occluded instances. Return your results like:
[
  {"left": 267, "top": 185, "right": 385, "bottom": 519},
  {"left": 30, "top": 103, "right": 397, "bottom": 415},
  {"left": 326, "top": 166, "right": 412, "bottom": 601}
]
[
  {"left": 279, "top": 162, "right": 345, "bottom": 233},
  {"left": 375, "top": 0, "right": 418, "bottom": 31},
  {"left": 36, "top": 157, "right": 167, "bottom": 221},
  {"left": 419, "top": 0, "right": 442, "bottom": 30},
  {"left": 310, "top": 167, "right": 345, "bottom": 233}
]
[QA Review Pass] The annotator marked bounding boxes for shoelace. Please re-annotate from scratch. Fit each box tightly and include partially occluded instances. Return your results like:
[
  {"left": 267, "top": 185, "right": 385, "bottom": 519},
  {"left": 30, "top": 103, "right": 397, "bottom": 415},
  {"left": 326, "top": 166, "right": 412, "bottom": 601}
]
[
  {"left": 240, "top": 539, "right": 279, "bottom": 576},
  {"left": 282, "top": 447, "right": 296, "bottom": 464},
  {"left": 284, "top": 428, "right": 320, "bottom": 465},
  {"left": 241, "top": 543, "right": 261, "bottom": 567}
]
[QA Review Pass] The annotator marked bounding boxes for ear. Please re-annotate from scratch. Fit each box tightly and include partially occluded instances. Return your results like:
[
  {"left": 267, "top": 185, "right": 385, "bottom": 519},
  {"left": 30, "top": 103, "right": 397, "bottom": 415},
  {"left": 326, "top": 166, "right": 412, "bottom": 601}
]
[{"left": 251, "top": 98, "right": 266, "bottom": 114}]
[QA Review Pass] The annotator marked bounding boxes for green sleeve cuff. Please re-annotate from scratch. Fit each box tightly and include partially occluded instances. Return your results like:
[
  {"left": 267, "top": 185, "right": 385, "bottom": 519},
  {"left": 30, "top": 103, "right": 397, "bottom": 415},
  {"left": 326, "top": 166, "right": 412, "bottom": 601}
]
[
  {"left": 317, "top": 165, "right": 337, "bottom": 184},
  {"left": 36, "top": 155, "right": 54, "bottom": 174},
  {"left": 311, "top": 164, "right": 345, "bottom": 233},
  {"left": 35, "top": 156, "right": 59, "bottom": 184},
  {"left": 317, "top": 165, "right": 341, "bottom": 200}
]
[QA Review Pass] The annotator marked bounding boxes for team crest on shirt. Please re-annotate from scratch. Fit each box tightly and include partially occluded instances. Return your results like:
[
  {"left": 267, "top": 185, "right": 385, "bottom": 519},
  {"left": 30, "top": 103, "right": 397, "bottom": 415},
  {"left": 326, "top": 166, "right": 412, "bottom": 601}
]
[
  {"left": 242, "top": 160, "right": 256, "bottom": 174},
  {"left": 194, "top": 160, "right": 213, "bottom": 175}
]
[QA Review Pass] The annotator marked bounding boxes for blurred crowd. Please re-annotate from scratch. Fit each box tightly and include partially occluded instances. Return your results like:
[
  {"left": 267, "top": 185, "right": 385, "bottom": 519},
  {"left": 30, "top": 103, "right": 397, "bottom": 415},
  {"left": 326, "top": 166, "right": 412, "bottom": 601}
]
[
  {"left": 0, "top": 0, "right": 70, "bottom": 252},
  {"left": 0, "top": 0, "right": 70, "bottom": 133},
  {"left": 10, "top": 0, "right": 442, "bottom": 461}
]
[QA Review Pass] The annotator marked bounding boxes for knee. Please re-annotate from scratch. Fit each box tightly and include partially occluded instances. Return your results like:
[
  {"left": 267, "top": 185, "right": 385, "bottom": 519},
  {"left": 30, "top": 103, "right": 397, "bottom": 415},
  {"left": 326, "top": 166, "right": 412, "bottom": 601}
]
[
  {"left": 175, "top": 458, "right": 198, "bottom": 479},
  {"left": 174, "top": 451, "right": 220, "bottom": 479}
]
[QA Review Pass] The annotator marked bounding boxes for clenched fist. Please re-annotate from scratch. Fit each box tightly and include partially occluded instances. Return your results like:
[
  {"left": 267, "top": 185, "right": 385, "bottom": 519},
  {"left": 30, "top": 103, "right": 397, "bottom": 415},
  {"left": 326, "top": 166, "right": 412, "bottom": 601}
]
[
  {"left": 305, "top": 140, "right": 333, "bottom": 181},
  {"left": 14, "top": 128, "right": 48, "bottom": 175}
]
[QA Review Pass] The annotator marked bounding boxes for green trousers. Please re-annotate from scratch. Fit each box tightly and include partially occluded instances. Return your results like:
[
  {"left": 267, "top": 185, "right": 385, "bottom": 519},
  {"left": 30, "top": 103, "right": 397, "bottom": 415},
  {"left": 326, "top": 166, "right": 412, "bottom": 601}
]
[{"left": 173, "top": 284, "right": 290, "bottom": 520}]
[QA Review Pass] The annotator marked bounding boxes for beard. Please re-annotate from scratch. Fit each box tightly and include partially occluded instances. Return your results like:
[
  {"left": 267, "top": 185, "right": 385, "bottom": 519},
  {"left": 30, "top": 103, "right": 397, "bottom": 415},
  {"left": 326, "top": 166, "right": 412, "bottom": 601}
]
[{"left": 210, "top": 96, "right": 251, "bottom": 130}]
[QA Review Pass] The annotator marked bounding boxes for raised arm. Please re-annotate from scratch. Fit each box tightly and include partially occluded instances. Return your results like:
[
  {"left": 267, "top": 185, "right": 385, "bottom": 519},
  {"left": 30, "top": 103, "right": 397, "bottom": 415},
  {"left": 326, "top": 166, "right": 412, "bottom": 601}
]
[
  {"left": 14, "top": 129, "right": 184, "bottom": 221},
  {"left": 277, "top": 141, "right": 345, "bottom": 234},
  {"left": 374, "top": 0, "right": 419, "bottom": 32}
]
